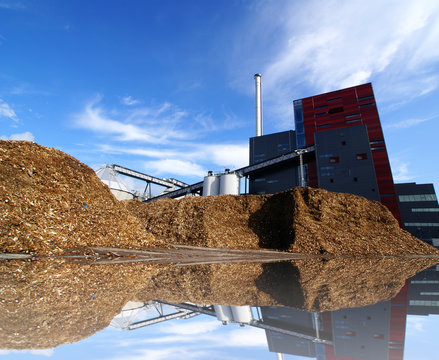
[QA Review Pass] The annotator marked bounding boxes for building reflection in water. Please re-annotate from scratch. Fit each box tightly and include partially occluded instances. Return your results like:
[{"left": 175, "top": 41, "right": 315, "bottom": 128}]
[{"left": 112, "top": 265, "right": 439, "bottom": 360}]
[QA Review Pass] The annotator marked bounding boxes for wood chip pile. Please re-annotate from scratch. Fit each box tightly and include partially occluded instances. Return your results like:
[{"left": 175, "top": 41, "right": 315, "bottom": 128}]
[
  {"left": 126, "top": 187, "right": 439, "bottom": 255},
  {"left": 0, "top": 141, "right": 165, "bottom": 255}
]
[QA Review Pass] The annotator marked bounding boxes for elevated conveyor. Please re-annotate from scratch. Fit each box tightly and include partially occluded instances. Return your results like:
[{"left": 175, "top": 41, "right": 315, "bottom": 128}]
[{"left": 145, "top": 146, "right": 315, "bottom": 201}]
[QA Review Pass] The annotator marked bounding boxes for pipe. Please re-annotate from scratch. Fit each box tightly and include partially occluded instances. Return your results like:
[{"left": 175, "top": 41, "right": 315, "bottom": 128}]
[{"left": 254, "top": 74, "right": 263, "bottom": 136}]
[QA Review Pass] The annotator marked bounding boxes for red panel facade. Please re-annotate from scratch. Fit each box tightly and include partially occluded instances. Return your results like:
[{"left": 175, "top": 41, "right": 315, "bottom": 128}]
[{"left": 298, "top": 83, "right": 401, "bottom": 225}]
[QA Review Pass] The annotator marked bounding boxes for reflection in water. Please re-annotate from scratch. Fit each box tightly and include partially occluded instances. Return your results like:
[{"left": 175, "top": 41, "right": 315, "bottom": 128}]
[{"left": 1, "top": 256, "right": 438, "bottom": 359}]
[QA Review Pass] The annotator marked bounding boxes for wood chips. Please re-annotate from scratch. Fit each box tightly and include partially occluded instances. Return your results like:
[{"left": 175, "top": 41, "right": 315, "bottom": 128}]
[
  {"left": 0, "top": 141, "right": 165, "bottom": 255},
  {"left": 126, "top": 187, "right": 439, "bottom": 256}
]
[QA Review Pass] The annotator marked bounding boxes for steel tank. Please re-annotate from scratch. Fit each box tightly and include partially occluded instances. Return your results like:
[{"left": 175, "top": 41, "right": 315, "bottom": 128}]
[
  {"left": 202, "top": 172, "right": 220, "bottom": 196},
  {"left": 219, "top": 172, "right": 240, "bottom": 195}
]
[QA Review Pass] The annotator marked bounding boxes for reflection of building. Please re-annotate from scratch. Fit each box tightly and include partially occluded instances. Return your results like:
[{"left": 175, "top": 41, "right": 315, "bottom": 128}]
[
  {"left": 260, "top": 307, "right": 323, "bottom": 358},
  {"left": 408, "top": 265, "right": 439, "bottom": 316}
]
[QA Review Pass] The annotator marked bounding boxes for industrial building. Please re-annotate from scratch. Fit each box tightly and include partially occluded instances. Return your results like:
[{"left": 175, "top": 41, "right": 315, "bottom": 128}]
[
  {"left": 248, "top": 81, "right": 414, "bottom": 360},
  {"left": 250, "top": 82, "right": 401, "bottom": 224},
  {"left": 395, "top": 182, "right": 439, "bottom": 316}
]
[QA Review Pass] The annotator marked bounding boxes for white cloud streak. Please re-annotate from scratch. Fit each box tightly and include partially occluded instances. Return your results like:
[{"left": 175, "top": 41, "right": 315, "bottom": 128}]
[
  {"left": 233, "top": 0, "right": 439, "bottom": 128},
  {"left": 0, "top": 349, "right": 54, "bottom": 356},
  {"left": 73, "top": 97, "right": 191, "bottom": 144},
  {"left": 384, "top": 114, "right": 439, "bottom": 130},
  {"left": 97, "top": 142, "right": 249, "bottom": 177},
  {"left": 390, "top": 156, "right": 415, "bottom": 182},
  {"left": 0, "top": 131, "right": 35, "bottom": 141},
  {"left": 121, "top": 96, "right": 141, "bottom": 106},
  {"left": 0, "top": 98, "right": 18, "bottom": 122},
  {"left": 75, "top": 97, "right": 249, "bottom": 179},
  {"left": 144, "top": 159, "right": 206, "bottom": 178}
]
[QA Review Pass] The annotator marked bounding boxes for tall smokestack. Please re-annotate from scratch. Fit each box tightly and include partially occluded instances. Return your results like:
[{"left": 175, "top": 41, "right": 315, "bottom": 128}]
[{"left": 254, "top": 73, "right": 263, "bottom": 137}]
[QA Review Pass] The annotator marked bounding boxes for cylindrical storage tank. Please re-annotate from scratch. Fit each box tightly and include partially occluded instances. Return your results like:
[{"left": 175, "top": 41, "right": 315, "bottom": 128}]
[
  {"left": 230, "top": 305, "right": 253, "bottom": 324},
  {"left": 202, "top": 173, "right": 220, "bottom": 196},
  {"left": 219, "top": 172, "right": 240, "bottom": 195},
  {"left": 213, "top": 305, "right": 233, "bottom": 324}
]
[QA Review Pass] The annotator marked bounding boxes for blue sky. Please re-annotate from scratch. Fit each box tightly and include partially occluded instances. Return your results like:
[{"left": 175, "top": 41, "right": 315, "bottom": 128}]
[{"left": 1, "top": 0, "right": 439, "bottom": 192}]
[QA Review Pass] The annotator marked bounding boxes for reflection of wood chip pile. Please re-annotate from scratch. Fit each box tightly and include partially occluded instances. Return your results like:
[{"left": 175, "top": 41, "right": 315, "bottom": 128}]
[
  {"left": 0, "top": 259, "right": 164, "bottom": 349},
  {"left": 126, "top": 187, "right": 439, "bottom": 255},
  {"left": 1, "top": 256, "right": 437, "bottom": 349},
  {"left": 136, "top": 257, "right": 438, "bottom": 312},
  {"left": 0, "top": 141, "right": 164, "bottom": 255}
]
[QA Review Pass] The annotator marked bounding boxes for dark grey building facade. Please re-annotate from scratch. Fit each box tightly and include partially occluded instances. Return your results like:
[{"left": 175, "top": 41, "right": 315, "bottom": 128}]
[
  {"left": 395, "top": 182, "right": 439, "bottom": 247},
  {"left": 249, "top": 130, "right": 299, "bottom": 195}
]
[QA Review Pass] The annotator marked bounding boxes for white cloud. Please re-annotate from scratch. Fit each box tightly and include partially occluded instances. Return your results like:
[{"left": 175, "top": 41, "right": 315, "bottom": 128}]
[
  {"left": 160, "top": 320, "right": 220, "bottom": 335},
  {"left": 232, "top": 0, "right": 439, "bottom": 128},
  {"left": 384, "top": 114, "right": 439, "bottom": 130},
  {"left": 390, "top": 158, "right": 414, "bottom": 182},
  {"left": 0, "top": 349, "right": 54, "bottom": 357},
  {"left": 0, "top": 1, "right": 25, "bottom": 10},
  {"left": 144, "top": 159, "right": 206, "bottom": 178},
  {"left": 109, "top": 347, "right": 212, "bottom": 360},
  {"left": 121, "top": 96, "right": 141, "bottom": 106},
  {"left": 73, "top": 97, "right": 191, "bottom": 144},
  {"left": 224, "top": 327, "right": 267, "bottom": 347},
  {"left": 206, "top": 144, "right": 249, "bottom": 169},
  {"left": 0, "top": 131, "right": 34, "bottom": 141},
  {"left": 97, "top": 142, "right": 249, "bottom": 176},
  {"left": 0, "top": 98, "right": 18, "bottom": 122},
  {"left": 406, "top": 316, "right": 427, "bottom": 336}
]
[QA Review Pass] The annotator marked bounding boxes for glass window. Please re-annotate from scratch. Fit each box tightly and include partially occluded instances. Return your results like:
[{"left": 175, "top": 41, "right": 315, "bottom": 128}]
[
  {"left": 412, "top": 208, "right": 439, "bottom": 212},
  {"left": 404, "top": 222, "right": 439, "bottom": 227},
  {"left": 409, "top": 300, "right": 439, "bottom": 306},
  {"left": 399, "top": 194, "right": 438, "bottom": 202}
]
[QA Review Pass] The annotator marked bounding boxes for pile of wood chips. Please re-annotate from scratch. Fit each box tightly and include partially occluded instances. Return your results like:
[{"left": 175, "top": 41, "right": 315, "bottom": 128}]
[
  {"left": 126, "top": 187, "right": 439, "bottom": 256},
  {"left": 0, "top": 141, "right": 165, "bottom": 255}
]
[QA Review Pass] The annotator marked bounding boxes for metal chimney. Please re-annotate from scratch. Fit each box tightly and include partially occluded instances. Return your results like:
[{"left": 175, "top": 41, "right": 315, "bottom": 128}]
[{"left": 254, "top": 73, "right": 263, "bottom": 136}]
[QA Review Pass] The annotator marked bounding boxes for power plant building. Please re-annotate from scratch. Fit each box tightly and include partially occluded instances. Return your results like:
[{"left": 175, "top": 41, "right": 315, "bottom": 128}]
[{"left": 249, "top": 82, "right": 401, "bottom": 223}]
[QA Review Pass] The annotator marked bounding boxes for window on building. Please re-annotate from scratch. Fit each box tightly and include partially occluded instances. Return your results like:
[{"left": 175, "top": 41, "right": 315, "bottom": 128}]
[
  {"left": 412, "top": 208, "right": 439, "bottom": 212},
  {"left": 420, "top": 292, "right": 439, "bottom": 296},
  {"left": 411, "top": 280, "right": 439, "bottom": 284},
  {"left": 328, "top": 97, "right": 342, "bottom": 102},
  {"left": 346, "top": 119, "right": 361, "bottom": 124},
  {"left": 360, "top": 103, "right": 375, "bottom": 108},
  {"left": 345, "top": 113, "right": 361, "bottom": 119},
  {"left": 399, "top": 194, "right": 438, "bottom": 202},
  {"left": 409, "top": 300, "right": 439, "bottom": 306},
  {"left": 314, "top": 105, "right": 328, "bottom": 110},
  {"left": 316, "top": 112, "right": 328, "bottom": 117},
  {"left": 358, "top": 95, "right": 374, "bottom": 101},
  {"left": 329, "top": 156, "right": 340, "bottom": 163},
  {"left": 317, "top": 124, "right": 331, "bottom": 129},
  {"left": 329, "top": 106, "right": 344, "bottom": 114},
  {"left": 356, "top": 153, "right": 368, "bottom": 160},
  {"left": 404, "top": 222, "right": 439, "bottom": 227},
  {"left": 319, "top": 153, "right": 335, "bottom": 158}
]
